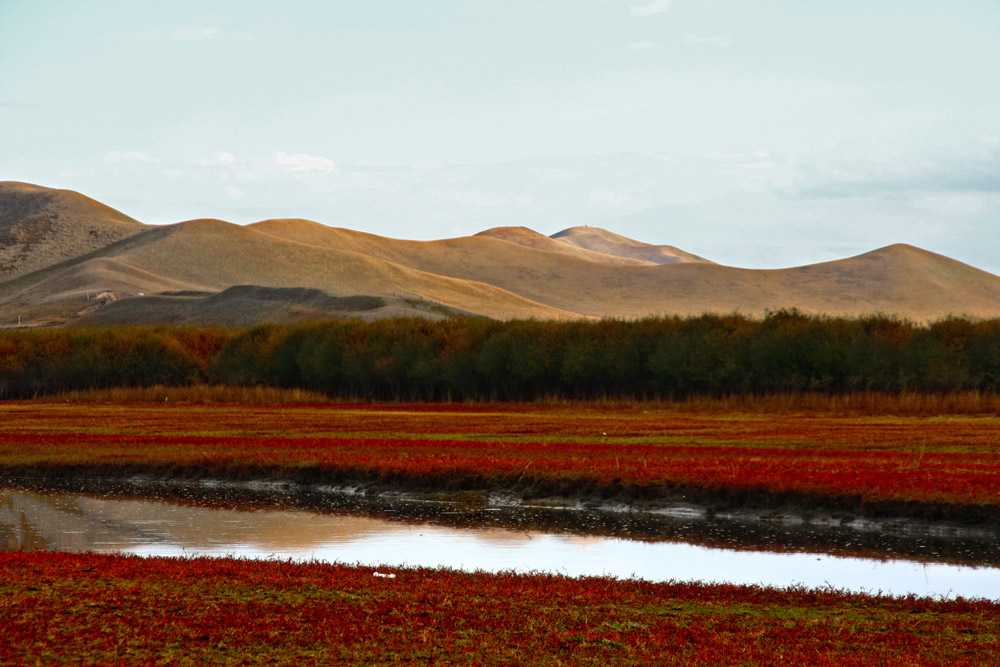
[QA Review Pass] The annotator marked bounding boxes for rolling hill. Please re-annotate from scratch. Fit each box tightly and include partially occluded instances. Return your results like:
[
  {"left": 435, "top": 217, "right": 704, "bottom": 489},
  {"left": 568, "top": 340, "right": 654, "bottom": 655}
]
[
  {"left": 549, "top": 225, "right": 713, "bottom": 265},
  {"left": 0, "top": 182, "right": 997, "bottom": 327},
  {"left": 0, "top": 181, "right": 145, "bottom": 282}
]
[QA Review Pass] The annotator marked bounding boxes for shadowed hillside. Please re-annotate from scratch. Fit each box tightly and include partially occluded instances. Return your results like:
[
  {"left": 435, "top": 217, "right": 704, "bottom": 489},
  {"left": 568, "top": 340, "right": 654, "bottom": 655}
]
[
  {"left": 71, "top": 286, "right": 476, "bottom": 327},
  {"left": 0, "top": 182, "right": 146, "bottom": 282}
]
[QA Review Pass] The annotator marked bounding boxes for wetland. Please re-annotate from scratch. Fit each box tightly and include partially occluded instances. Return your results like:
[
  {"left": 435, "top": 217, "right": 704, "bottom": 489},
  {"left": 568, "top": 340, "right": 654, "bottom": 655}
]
[{"left": 4, "top": 480, "right": 999, "bottom": 600}]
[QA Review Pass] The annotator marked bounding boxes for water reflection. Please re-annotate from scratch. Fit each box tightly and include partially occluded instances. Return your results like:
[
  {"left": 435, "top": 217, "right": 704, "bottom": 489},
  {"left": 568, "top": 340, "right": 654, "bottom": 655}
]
[
  {"left": 3, "top": 487, "right": 998, "bottom": 600},
  {"left": 13, "top": 478, "right": 997, "bottom": 567}
]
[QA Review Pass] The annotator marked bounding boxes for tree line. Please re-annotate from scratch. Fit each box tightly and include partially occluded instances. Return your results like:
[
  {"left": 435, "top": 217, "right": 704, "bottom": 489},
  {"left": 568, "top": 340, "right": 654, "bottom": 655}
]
[{"left": 1, "top": 311, "right": 999, "bottom": 400}]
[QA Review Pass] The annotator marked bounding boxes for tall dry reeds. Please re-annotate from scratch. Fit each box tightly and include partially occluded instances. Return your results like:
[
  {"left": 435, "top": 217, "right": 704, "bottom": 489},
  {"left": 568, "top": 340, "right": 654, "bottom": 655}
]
[
  {"left": 645, "top": 390, "right": 1000, "bottom": 416},
  {"left": 48, "top": 384, "right": 331, "bottom": 405},
  {"left": 43, "top": 385, "right": 1000, "bottom": 415}
]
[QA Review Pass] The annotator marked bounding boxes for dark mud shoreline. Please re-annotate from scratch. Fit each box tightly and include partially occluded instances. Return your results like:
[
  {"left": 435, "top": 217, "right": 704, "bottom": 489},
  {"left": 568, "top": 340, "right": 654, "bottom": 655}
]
[
  {"left": 3, "top": 460, "right": 999, "bottom": 522},
  {"left": 4, "top": 469, "right": 999, "bottom": 569}
]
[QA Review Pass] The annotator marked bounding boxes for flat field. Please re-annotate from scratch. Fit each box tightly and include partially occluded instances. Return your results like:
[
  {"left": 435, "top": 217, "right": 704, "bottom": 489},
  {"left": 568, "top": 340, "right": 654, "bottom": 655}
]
[
  {"left": 1, "top": 401, "right": 999, "bottom": 518},
  {"left": 3, "top": 400, "right": 1000, "bottom": 665},
  {"left": 3, "top": 551, "right": 998, "bottom": 666}
]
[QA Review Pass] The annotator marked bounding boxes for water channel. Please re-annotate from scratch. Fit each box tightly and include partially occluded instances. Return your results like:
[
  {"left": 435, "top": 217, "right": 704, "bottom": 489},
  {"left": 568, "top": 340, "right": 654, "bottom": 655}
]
[{"left": 3, "top": 484, "right": 998, "bottom": 600}]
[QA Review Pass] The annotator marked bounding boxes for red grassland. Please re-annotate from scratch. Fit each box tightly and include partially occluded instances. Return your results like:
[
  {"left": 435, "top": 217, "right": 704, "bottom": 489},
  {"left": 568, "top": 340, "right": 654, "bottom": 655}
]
[
  {"left": 1, "top": 402, "right": 999, "bottom": 519},
  {"left": 3, "top": 551, "right": 998, "bottom": 666}
]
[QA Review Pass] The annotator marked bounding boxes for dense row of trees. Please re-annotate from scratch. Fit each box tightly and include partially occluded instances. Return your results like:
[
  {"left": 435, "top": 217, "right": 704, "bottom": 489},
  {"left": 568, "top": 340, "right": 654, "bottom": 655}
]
[
  {"left": 1, "top": 311, "right": 999, "bottom": 399},
  {"left": 0, "top": 327, "right": 231, "bottom": 399}
]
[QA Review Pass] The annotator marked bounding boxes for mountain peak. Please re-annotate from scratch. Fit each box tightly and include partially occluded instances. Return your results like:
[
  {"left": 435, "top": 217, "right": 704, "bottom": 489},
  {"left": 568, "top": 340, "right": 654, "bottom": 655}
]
[
  {"left": 475, "top": 226, "right": 654, "bottom": 266},
  {"left": 550, "top": 225, "right": 713, "bottom": 265}
]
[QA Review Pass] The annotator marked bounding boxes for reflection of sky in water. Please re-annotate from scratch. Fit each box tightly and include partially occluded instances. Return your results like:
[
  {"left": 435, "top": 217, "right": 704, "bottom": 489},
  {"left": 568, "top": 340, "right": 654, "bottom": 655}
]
[
  {"left": 5, "top": 489, "right": 998, "bottom": 600},
  {"left": 125, "top": 518, "right": 1000, "bottom": 601}
]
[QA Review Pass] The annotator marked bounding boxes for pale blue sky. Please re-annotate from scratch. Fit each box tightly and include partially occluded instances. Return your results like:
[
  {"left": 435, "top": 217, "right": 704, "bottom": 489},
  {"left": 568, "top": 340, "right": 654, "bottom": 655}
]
[{"left": 1, "top": 0, "right": 997, "bottom": 272}]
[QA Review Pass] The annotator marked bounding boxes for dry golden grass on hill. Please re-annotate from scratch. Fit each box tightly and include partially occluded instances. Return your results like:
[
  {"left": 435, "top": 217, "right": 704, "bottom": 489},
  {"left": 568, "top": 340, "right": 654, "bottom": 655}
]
[
  {"left": 1, "top": 181, "right": 999, "bottom": 327},
  {"left": 550, "top": 225, "right": 714, "bottom": 264},
  {"left": 473, "top": 226, "right": 655, "bottom": 265},
  {"left": 0, "top": 214, "right": 577, "bottom": 325},
  {"left": 249, "top": 217, "right": 1000, "bottom": 320},
  {"left": 0, "top": 181, "right": 145, "bottom": 283}
]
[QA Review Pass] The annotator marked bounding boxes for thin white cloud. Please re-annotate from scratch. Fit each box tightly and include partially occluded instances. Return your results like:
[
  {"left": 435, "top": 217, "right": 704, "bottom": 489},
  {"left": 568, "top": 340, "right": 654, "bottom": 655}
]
[
  {"left": 194, "top": 152, "right": 238, "bottom": 166},
  {"left": 105, "top": 151, "right": 157, "bottom": 164},
  {"left": 589, "top": 189, "right": 632, "bottom": 207},
  {"left": 531, "top": 167, "right": 578, "bottom": 182},
  {"left": 0, "top": 100, "right": 43, "bottom": 109},
  {"left": 788, "top": 147, "right": 1000, "bottom": 199},
  {"left": 625, "top": 41, "right": 657, "bottom": 51},
  {"left": 629, "top": 0, "right": 670, "bottom": 18},
  {"left": 275, "top": 151, "right": 336, "bottom": 173},
  {"left": 437, "top": 189, "right": 504, "bottom": 209},
  {"left": 910, "top": 194, "right": 990, "bottom": 218},
  {"left": 127, "top": 26, "right": 253, "bottom": 43},
  {"left": 684, "top": 34, "right": 732, "bottom": 48}
]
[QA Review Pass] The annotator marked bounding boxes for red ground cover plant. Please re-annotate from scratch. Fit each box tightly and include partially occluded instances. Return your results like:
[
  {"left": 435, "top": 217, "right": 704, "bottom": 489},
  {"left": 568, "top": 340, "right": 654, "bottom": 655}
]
[
  {"left": 1, "top": 402, "right": 999, "bottom": 515},
  {"left": 2, "top": 432, "right": 999, "bottom": 508},
  {"left": 2, "top": 551, "right": 997, "bottom": 666}
]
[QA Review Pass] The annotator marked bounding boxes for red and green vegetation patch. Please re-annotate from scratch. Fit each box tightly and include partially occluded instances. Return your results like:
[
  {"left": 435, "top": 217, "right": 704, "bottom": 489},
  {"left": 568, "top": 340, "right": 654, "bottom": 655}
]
[
  {"left": 0, "top": 403, "right": 1000, "bottom": 511},
  {"left": 1, "top": 403, "right": 999, "bottom": 518},
  {"left": 2, "top": 431, "right": 1000, "bottom": 510},
  {"left": 5, "top": 402, "right": 1000, "bottom": 451},
  {"left": 2, "top": 551, "right": 997, "bottom": 666}
]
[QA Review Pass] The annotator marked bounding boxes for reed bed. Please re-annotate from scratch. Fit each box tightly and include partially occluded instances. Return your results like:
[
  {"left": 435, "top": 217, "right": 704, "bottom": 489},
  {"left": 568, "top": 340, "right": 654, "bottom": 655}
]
[
  {"left": 48, "top": 384, "right": 333, "bottom": 405},
  {"left": 44, "top": 385, "right": 1000, "bottom": 416}
]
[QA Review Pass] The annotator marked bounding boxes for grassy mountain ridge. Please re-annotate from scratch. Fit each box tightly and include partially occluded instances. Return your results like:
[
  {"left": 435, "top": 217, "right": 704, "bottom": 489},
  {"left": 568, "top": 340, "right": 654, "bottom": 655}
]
[
  {"left": 0, "top": 181, "right": 145, "bottom": 282},
  {"left": 1, "top": 182, "right": 997, "bottom": 326}
]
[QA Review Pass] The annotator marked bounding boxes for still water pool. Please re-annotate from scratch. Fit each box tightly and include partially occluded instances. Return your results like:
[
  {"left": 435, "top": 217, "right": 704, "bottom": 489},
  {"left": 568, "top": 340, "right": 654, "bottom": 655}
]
[{"left": 3, "top": 487, "right": 998, "bottom": 600}]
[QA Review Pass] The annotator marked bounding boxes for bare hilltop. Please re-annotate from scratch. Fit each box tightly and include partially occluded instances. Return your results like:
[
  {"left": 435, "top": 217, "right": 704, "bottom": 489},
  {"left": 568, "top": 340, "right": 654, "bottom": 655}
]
[{"left": 1, "top": 181, "right": 998, "bottom": 327}]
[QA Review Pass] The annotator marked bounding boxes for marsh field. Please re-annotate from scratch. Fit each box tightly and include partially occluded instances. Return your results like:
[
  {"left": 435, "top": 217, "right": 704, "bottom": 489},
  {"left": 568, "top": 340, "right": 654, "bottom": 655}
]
[
  {"left": 2, "top": 395, "right": 999, "bottom": 665},
  {"left": 8, "top": 0, "right": 1000, "bottom": 661}
]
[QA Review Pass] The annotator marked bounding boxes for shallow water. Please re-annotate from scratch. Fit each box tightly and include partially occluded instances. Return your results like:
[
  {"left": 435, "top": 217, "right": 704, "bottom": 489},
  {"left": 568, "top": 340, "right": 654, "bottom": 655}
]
[{"left": 3, "top": 487, "right": 999, "bottom": 599}]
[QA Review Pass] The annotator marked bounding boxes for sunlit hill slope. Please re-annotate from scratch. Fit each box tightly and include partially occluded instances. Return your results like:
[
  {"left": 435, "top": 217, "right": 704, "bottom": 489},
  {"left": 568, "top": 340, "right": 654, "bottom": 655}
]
[{"left": 1, "top": 182, "right": 998, "bottom": 327}]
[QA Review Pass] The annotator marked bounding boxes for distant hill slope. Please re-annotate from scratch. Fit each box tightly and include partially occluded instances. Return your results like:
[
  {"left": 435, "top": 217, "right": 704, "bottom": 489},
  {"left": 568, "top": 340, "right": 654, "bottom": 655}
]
[
  {"left": 474, "top": 226, "right": 654, "bottom": 266},
  {"left": 0, "top": 214, "right": 575, "bottom": 325},
  {"left": 0, "top": 181, "right": 146, "bottom": 282},
  {"left": 247, "top": 219, "right": 724, "bottom": 316},
  {"left": 250, "top": 218, "right": 1000, "bottom": 320},
  {"left": 586, "top": 243, "right": 1000, "bottom": 321},
  {"left": 72, "top": 286, "right": 475, "bottom": 327},
  {"left": 550, "top": 226, "right": 713, "bottom": 264},
  {"left": 0, "top": 182, "right": 998, "bottom": 326}
]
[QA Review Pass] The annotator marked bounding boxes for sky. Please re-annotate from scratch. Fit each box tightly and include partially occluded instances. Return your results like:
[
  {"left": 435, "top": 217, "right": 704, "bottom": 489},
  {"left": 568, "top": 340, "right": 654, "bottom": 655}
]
[{"left": 1, "top": 0, "right": 997, "bottom": 273}]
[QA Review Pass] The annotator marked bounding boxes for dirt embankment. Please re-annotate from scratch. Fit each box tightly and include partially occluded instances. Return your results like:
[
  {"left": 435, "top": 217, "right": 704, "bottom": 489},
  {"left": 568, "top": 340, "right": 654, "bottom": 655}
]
[{"left": 3, "top": 463, "right": 998, "bottom": 527}]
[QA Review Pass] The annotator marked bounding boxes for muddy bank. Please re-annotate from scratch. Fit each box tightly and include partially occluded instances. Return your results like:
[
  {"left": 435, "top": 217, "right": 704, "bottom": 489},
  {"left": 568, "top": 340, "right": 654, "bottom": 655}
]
[
  {"left": 3, "top": 470, "right": 999, "bottom": 568},
  {"left": 2, "top": 461, "right": 998, "bottom": 525}
]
